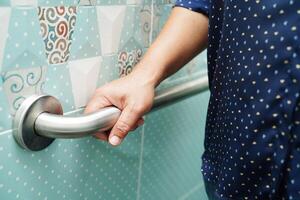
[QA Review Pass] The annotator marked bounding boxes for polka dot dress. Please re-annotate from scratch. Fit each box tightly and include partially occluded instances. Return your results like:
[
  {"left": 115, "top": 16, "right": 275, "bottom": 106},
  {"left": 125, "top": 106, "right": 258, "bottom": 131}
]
[{"left": 175, "top": 0, "right": 300, "bottom": 199}]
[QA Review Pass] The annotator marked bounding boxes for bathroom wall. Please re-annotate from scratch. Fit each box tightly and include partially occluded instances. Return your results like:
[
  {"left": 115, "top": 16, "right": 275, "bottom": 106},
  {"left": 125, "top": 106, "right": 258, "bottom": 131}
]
[{"left": 0, "top": 0, "right": 209, "bottom": 199}]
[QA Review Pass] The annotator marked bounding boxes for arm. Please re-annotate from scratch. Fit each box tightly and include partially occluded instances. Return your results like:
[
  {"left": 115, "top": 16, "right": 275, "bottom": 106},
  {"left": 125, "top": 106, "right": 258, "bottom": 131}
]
[
  {"left": 133, "top": 7, "right": 208, "bottom": 87},
  {"left": 85, "top": 7, "right": 209, "bottom": 146}
]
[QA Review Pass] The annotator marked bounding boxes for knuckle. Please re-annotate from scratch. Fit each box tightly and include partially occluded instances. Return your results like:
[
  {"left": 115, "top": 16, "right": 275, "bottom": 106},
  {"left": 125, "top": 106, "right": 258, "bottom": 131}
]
[{"left": 115, "top": 121, "right": 131, "bottom": 135}]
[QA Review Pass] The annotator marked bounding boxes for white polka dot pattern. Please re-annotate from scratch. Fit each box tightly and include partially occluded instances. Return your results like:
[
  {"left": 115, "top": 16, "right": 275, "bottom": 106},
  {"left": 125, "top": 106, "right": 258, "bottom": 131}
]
[
  {"left": 176, "top": 0, "right": 300, "bottom": 199},
  {"left": 0, "top": 1, "right": 209, "bottom": 199}
]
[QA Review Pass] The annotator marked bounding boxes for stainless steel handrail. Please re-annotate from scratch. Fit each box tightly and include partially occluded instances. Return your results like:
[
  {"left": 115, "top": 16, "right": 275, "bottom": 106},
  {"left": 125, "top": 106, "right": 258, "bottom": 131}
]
[{"left": 13, "top": 75, "right": 209, "bottom": 151}]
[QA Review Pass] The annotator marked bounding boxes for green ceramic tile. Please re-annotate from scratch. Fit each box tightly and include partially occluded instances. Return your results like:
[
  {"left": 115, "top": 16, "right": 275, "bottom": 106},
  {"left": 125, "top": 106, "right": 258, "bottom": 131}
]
[
  {"left": 38, "top": 0, "right": 80, "bottom": 6},
  {"left": 69, "top": 6, "right": 101, "bottom": 60},
  {"left": 0, "top": 79, "right": 12, "bottom": 132},
  {"left": 42, "top": 63, "right": 75, "bottom": 112},
  {"left": 94, "top": 0, "right": 126, "bottom": 5},
  {"left": 0, "top": 0, "right": 10, "bottom": 6},
  {"left": 98, "top": 54, "right": 120, "bottom": 85},
  {"left": 180, "top": 184, "right": 209, "bottom": 200},
  {"left": 188, "top": 50, "right": 207, "bottom": 74},
  {"left": 139, "top": 91, "right": 210, "bottom": 200},
  {"left": 2, "top": 7, "right": 46, "bottom": 71},
  {"left": 119, "top": 6, "right": 145, "bottom": 49},
  {"left": 151, "top": 4, "right": 172, "bottom": 43},
  {"left": 0, "top": 125, "right": 143, "bottom": 200},
  {"left": 79, "top": 0, "right": 127, "bottom": 6}
]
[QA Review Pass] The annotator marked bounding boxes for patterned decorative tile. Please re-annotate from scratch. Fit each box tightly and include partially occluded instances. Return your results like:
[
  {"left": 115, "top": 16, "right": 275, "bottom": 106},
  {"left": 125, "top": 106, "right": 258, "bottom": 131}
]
[
  {"left": 118, "top": 48, "right": 143, "bottom": 77},
  {"left": 0, "top": 7, "right": 11, "bottom": 72},
  {"left": 96, "top": 5, "right": 126, "bottom": 55},
  {"left": 2, "top": 7, "right": 46, "bottom": 71},
  {"left": 38, "top": 6, "right": 77, "bottom": 64},
  {"left": 69, "top": 6, "right": 101, "bottom": 60},
  {"left": 68, "top": 56, "right": 102, "bottom": 108},
  {"left": 0, "top": 79, "right": 12, "bottom": 132},
  {"left": 42, "top": 63, "right": 75, "bottom": 112},
  {"left": 118, "top": 37, "right": 144, "bottom": 77},
  {"left": 1, "top": 66, "right": 47, "bottom": 114},
  {"left": 138, "top": 5, "right": 152, "bottom": 47}
]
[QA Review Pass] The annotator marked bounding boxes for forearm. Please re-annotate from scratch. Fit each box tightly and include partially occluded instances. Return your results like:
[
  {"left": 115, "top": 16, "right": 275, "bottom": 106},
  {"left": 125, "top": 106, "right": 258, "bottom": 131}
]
[{"left": 131, "top": 7, "right": 209, "bottom": 87}]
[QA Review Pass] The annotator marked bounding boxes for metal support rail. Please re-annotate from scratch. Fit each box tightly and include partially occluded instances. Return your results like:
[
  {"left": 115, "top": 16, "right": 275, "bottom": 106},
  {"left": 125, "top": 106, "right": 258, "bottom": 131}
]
[{"left": 13, "top": 75, "right": 209, "bottom": 151}]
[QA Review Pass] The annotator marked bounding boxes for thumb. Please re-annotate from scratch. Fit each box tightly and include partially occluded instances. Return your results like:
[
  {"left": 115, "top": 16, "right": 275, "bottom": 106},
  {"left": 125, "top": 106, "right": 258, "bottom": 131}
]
[{"left": 108, "top": 104, "right": 144, "bottom": 146}]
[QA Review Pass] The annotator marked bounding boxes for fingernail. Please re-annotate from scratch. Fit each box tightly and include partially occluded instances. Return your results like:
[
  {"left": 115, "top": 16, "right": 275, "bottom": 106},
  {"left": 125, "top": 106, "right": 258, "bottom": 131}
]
[{"left": 109, "top": 135, "right": 121, "bottom": 146}]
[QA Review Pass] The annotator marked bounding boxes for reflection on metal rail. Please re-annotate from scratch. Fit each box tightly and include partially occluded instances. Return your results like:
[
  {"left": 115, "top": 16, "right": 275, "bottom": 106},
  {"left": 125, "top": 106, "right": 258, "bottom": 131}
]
[{"left": 13, "top": 75, "right": 209, "bottom": 151}]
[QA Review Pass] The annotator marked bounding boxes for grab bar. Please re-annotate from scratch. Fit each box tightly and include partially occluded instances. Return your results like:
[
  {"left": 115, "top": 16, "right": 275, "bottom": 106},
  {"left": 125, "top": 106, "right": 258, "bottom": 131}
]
[{"left": 13, "top": 75, "right": 209, "bottom": 151}]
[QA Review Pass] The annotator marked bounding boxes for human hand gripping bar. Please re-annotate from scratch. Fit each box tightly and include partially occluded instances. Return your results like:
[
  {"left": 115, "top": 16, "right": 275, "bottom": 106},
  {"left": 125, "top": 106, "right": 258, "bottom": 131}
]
[{"left": 13, "top": 75, "right": 209, "bottom": 151}]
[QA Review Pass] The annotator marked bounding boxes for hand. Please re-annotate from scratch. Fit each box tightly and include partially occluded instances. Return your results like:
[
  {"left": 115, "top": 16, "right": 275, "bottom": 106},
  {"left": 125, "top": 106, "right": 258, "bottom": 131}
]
[{"left": 84, "top": 72, "right": 155, "bottom": 146}]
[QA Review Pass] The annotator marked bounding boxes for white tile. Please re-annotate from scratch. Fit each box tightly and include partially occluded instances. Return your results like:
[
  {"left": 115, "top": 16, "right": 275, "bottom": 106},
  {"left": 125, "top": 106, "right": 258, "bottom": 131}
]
[
  {"left": 10, "top": 0, "right": 38, "bottom": 6},
  {"left": 0, "top": 8, "right": 11, "bottom": 71},
  {"left": 97, "top": 6, "right": 126, "bottom": 55},
  {"left": 68, "top": 56, "right": 102, "bottom": 108}
]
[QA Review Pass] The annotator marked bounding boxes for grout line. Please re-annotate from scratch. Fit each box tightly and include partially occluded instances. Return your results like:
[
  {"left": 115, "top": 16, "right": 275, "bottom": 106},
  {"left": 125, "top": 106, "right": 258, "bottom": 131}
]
[
  {"left": 136, "top": 116, "right": 146, "bottom": 200},
  {"left": 178, "top": 183, "right": 204, "bottom": 200},
  {"left": 64, "top": 108, "right": 84, "bottom": 115},
  {"left": 0, "top": 129, "right": 12, "bottom": 136}
]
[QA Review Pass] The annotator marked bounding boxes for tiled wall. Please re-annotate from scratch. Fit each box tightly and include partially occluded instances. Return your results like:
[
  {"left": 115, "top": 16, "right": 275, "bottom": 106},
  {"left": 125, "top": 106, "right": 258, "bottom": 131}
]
[{"left": 0, "top": 0, "right": 209, "bottom": 199}]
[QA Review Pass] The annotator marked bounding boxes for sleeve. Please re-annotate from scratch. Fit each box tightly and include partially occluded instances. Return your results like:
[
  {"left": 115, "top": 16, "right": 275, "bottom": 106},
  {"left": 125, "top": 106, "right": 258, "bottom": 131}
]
[{"left": 174, "top": 0, "right": 210, "bottom": 16}]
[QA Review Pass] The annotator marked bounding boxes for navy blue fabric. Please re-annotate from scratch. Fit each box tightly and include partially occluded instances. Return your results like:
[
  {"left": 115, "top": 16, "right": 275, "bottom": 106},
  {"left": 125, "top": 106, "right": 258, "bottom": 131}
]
[
  {"left": 174, "top": 0, "right": 209, "bottom": 16},
  {"left": 175, "top": 0, "right": 300, "bottom": 199}
]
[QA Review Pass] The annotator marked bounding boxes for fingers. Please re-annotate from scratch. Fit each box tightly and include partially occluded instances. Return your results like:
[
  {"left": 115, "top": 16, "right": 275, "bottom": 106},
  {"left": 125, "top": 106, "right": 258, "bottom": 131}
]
[
  {"left": 108, "top": 105, "right": 145, "bottom": 146},
  {"left": 93, "top": 132, "right": 109, "bottom": 141},
  {"left": 94, "top": 117, "right": 144, "bottom": 143}
]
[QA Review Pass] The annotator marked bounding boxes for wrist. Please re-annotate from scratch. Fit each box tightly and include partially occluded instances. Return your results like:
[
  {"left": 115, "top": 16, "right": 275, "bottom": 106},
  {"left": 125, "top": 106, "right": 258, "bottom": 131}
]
[{"left": 130, "top": 62, "right": 165, "bottom": 88}]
